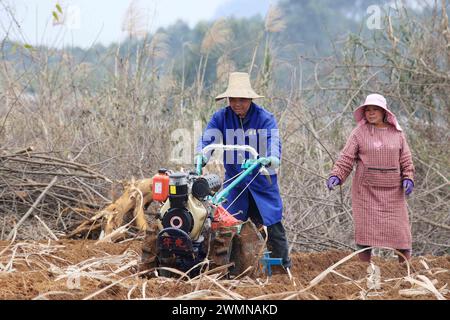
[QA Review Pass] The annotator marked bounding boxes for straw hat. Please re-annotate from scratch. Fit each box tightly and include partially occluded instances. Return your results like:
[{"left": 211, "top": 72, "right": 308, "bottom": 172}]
[
  {"left": 353, "top": 94, "right": 402, "bottom": 131},
  {"left": 215, "top": 72, "right": 264, "bottom": 101}
]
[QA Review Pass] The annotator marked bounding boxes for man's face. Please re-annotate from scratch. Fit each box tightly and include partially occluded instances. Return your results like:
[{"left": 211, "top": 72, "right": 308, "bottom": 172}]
[{"left": 229, "top": 97, "right": 252, "bottom": 118}]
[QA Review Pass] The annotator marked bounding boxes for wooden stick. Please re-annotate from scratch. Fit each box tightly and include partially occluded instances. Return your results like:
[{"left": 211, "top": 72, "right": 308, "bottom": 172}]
[
  {"left": 0, "top": 167, "right": 102, "bottom": 179},
  {"left": 416, "top": 215, "right": 450, "bottom": 231},
  {"left": 6, "top": 176, "right": 58, "bottom": 240},
  {"left": 33, "top": 215, "right": 59, "bottom": 240},
  {"left": 3, "top": 157, "right": 112, "bottom": 182},
  {"left": 0, "top": 146, "right": 34, "bottom": 158}
]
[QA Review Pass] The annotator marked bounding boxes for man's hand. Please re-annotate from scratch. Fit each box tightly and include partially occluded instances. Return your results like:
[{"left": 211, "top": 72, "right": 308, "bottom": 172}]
[
  {"left": 327, "top": 176, "right": 341, "bottom": 190},
  {"left": 261, "top": 156, "right": 280, "bottom": 170},
  {"left": 195, "top": 154, "right": 208, "bottom": 168}
]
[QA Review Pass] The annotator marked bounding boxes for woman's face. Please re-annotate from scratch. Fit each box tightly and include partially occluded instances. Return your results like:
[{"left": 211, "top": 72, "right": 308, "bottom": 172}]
[
  {"left": 365, "top": 105, "right": 385, "bottom": 125},
  {"left": 229, "top": 97, "right": 252, "bottom": 118}
]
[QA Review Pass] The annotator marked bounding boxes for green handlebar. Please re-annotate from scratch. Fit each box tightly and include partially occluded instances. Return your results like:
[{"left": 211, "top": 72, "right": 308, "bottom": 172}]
[
  {"left": 195, "top": 155, "right": 203, "bottom": 175},
  {"left": 211, "top": 157, "right": 269, "bottom": 205}
]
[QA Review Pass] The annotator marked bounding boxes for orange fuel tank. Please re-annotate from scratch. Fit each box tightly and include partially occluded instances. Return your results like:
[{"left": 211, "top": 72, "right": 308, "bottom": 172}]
[{"left": 152, "top": 169, "right": 169, "bottom": 202}]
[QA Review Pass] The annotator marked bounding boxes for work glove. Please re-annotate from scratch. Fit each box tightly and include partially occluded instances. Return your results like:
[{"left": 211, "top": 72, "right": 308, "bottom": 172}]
[
  {"left": 327, "top": 176, "right": 341, "bottom": 190},
  {"left": 260, "top": 156, "right": 280, "bottom": 170},
  {"left": 402, "top": 179, "right": 414, "bottom": 196}
]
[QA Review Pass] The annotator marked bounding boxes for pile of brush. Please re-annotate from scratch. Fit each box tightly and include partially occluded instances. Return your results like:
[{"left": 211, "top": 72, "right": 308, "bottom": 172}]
[{"left": 0, "top": 146, "right": 113, "bottom": 240}]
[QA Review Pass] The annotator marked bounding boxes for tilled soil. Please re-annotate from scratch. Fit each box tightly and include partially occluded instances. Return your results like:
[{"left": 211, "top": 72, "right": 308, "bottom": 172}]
[{"left": 0, "top": 240, "right": 448, "bottom": 300}]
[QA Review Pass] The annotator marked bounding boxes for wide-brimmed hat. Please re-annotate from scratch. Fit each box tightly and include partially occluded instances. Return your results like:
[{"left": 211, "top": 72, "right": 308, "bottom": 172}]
[
  {"left": 215, "top": 72, "right": 264, "bottom": 101},
  {"left": 353, "top": 93, "right": 402, "bottom": 131}
]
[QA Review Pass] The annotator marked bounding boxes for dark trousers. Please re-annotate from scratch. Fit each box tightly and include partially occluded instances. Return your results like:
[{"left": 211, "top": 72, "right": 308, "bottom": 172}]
[{"left": 248, "top": 192, "right": 291, "bottom": 268}]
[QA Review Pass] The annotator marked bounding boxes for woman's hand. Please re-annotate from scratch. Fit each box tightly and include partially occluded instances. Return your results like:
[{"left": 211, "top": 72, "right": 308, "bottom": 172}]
[
  {"left": 402, "top": 179, "right": 414, "bottom": 196},
  {"left": 327, "top": 176, "right": 341, "bottom": 190}
]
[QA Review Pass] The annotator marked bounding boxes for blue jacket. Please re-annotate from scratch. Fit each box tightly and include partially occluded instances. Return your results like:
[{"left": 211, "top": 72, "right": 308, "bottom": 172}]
[{"left": 197, "top": 102, "right": 283, "bottom": 226}]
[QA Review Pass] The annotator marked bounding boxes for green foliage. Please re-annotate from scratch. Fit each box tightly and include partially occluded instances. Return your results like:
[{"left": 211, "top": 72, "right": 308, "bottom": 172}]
[
  {"left": 55, "top": 3, "right": 63, "bottom": 14},
  {"left": 52, "top": 11, "right": 59, "bottom": 22}
]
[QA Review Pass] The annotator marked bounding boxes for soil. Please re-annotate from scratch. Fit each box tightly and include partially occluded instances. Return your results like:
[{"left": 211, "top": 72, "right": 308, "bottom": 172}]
[{"left": 0, "top": 240, "right": 448, "bottom": 300}]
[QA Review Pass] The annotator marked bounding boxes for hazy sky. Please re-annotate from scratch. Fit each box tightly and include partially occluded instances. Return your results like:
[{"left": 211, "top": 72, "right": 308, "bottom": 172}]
[{"left": 0, "top": 0, "right": 271, "bottom": 48}]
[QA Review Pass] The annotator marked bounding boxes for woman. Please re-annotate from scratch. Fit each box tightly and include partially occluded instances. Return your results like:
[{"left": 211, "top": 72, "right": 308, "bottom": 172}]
[{"left": 327, "top": 94, "right": 415, "bottom": 263}]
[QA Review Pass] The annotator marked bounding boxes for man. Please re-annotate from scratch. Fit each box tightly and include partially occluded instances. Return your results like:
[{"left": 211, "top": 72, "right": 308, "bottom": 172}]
[{"left": 196, "top": 72, "right": 291, "bottom": 270}]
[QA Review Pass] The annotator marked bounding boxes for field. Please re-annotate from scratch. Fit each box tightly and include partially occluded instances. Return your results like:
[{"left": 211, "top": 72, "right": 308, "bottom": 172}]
[
  {"left": 1, "top": 1, "right": 449, "bottom": 302},
  {"left": 0, "top": 240, "right": 448, "bottom": 300}
]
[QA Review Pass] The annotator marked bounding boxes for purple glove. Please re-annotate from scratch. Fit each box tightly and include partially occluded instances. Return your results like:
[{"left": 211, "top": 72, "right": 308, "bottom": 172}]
[
  {"left": 402, "top": 179, "right": 414, "bottom": 196},
  {"left": 327, "top": 176, "right": 341, "bottom": 190}
]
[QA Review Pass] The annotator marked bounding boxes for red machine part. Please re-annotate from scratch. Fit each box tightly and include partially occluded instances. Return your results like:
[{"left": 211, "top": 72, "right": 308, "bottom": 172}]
[
  {"left": 211, "top": 205, "right": 240, "bottom": 230},
  {"left": 152, "top": 170, "right": 169, "bottom": 202}
]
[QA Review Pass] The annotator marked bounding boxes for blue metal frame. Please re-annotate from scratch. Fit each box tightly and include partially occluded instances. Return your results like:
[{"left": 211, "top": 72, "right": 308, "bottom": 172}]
[
  {"left": 211, "top": 158, "right": 266, "bottom": 205},
  {"left": 260, "top": 251, "right": 283, "bottom": 276}
]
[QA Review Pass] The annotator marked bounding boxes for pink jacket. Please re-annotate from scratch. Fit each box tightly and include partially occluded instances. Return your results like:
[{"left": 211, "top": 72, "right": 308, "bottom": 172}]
[{"left": 331, "top": 122, "right": 415, "bottom": 249}]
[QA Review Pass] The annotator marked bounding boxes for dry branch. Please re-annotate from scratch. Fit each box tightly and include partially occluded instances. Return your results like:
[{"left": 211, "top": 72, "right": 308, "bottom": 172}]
[
  {"left": 0, "top": 148, "right": 113, "bottom": 240},
  {"left": 6, "top": 176, "right": 58, "bottom": 240}
]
